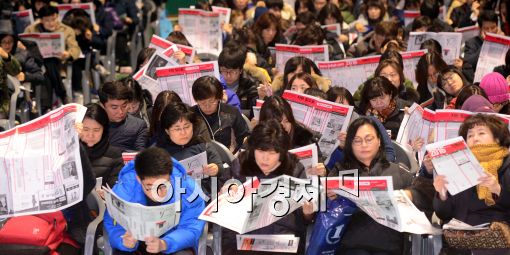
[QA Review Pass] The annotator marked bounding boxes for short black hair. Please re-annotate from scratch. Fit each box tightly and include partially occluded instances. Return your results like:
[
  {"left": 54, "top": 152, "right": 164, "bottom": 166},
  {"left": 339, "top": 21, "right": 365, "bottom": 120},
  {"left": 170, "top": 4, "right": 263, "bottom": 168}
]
[
  {"left": 295, "top": 11, "right": 317, "bottom": 26},
  {"left": 265, "top": 0, "right": 284, "bottom": 10},
  {"left": 420, "top": 0, "right": 440, "bottom": 20},
  {"left": 218, "top": 41, "right": 247, "bottom": 70},
  {"left": 135, "top": 147, "right": 173, "bottom": 180},
  {"left": 359, "top": 76, "right": 398, "bottom": 113},
  {"left": 411, "top": 15, "right": 431, "bottom": 31},
  {"left": 38, "top": 5, "right": 58, "bottom": 18},
  {"left": 477, "top": 10, "right": 498, "bottom": 27},
  {"left": 420, "top": 38, "right": 442, "bottom": 55},
  {"left": 191, "top": 76, "right": 224, "bottom": 101},
  {"left": 317, "top": 3, "right": 343, "bottom": 25},
  {"left": 304, "top": 87, "right": 327, "bottom": 99},
  {"left": 84, "top": 103, "right": 110, "bottom": 136},
  {"left": 292, "top": 24, "right": 325, "bottom": 46},
  {"left": 98, "top": 81, "right": 133, "bottom": 104}
]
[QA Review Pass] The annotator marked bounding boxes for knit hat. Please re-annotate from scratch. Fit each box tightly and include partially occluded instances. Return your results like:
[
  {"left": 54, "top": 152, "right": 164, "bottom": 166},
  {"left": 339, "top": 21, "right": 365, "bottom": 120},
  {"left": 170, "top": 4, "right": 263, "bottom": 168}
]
[
  {"left": 254, "top": 7, "right": 269, "bottom": 22},
  {"left": 480, "top": 72, "right": 510, "bottom": 104},
  {"left": 461, "top": 95, "right": 495, "bottom": 113}
]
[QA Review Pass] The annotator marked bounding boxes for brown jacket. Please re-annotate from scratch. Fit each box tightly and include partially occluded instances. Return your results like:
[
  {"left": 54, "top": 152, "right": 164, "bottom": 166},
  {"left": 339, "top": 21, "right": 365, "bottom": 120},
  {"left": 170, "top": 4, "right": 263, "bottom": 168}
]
[
  {"left": 24, "top": 21, "right": 81, "bottom": 61},
  {"left": 271, "top": 73, "right": 331, "bottom": 94}
]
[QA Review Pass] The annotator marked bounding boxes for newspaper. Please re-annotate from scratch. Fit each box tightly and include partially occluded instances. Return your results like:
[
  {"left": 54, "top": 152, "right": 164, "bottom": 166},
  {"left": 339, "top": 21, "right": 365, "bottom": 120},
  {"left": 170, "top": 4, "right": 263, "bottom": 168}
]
[
  {"left": 317, "top": 50, "right": 425, "bottom": 92},
  {"left": 199, "top": 175, "right": 320, "bottom": 234},
  {"left": 236, "top": 234, "right": 300, "bottom": 253},
  {"left": 0, "top": 104, "right": 87, "bottom": 218},
  {"left": 178, "top": 9, "right": 222, "bottom": 56},
  {"left": 289, "top": 144, "right": 318, "bottom": 177},
  {"left": 155, "top": 61, "right": 221, "bottom": 106},
  {"left": 474, "top": 33, "right": 510, "bottom": 83},
  {"left": 282, "top": 90, "right": 353, "bottom": 158},
  {"left": 104, "top": 186, "right": 181, "bottom": 241},
  {"left": 18, "top": 33, "right": 65, "bottom": 59},
  {"left": 456, "top": 25, "right": 480, "bottom": 45},
  {"left": 275, "top": 44, "right": 329, "bottom": 73},
  {"left": 407, "top": 32, "right": 462, "bottom": 64},
  {"left": 133, "top": 47, "right": 179, "bottom": 101},
  {"left": 122, "top": 152, "right": 138, "bottom": 164},
  {"left": 403, "top": 10, "right": 420, "bottom": 26},
  {"left": 327, "top": 176, "right": 441, "bottom": 234},
  {"left": 212, "top": 6, "right": 231, "bottom": 25},
  {"left": 443, "top": 218, "right": 489, "bottom": 231},
  {"left": 57, "top": 3, "right": 96, "bottom": 24},
  {"left": 321, "top": 23, "right": 341, "bottom": 36},
  {"left": 12, "top": 9, "right": 34, "bottom": 35},
  {"left": 178, "top": 151, "right": 208, "bottom": 179},
  {"left": 426, "top": 137, "right": 486, "bottom": 196},
  {"left": 148, "top": 35, "right": 196, "bottom": 64}
]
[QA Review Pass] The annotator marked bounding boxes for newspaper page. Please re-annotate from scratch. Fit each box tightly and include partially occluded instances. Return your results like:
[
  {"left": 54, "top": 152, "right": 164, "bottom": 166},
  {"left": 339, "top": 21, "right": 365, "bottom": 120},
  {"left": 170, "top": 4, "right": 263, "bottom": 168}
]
[
  {"left": 148, "top": 35, "right": 196, "bottom": 64},
  {"left": 236, "top": 234, "right": 300, "bottom": 253},
  {"left": 18, "top": 33, "right": 65, "bottom": 59},
  {"left": 443, "top": 218, "right": 489, "bottom": 230},
  {"left": 178, "top": 9, "right": 222, "bottom": 56},
  {"left": 12, "top": 9, "right": 34, "bottom": 35},
  {"left": 289, "top": 144, "right": 318, "bottom": 177},
  {"left": 275, "top": 44, "right": 329, "bottom": 73},
  {"left": 133, "top": 49, "right": 179, "bottom": 101},
  {"left": 321, "top": 23, "right": 341, "bottom": 36},
  {"left": 122, "top": 152, "right": 138, "bottom": 164},
  {"left": 0, "top": 104, "right": 86, "bottom": 218},
  {"left": 200, "top": 175, "right": 320, "bottom": 234},
  {"left": 156, "top": 61, "right": 220, "bottom": 106},
  {"left": 401, "top": 50, "right": 427, "bottom": 88},
  {"left": 474, "top": 33, "right": 510, "bottom": 83},
  {"left": 103, "top": 187, "right": 181, "bottom": 241},
  {"left": 426, "top": 137, "right": 486, "bottom": 196},
  {"left": 212, "top": 6, "right": 231, "bottom": 25},
  {"left": 252, "top": 106, "right": 261, "bottom": 120},
  {"left": 57, "top": 3, "right": 96, "bottom": 24},
  {"left": 327, "top": 176, "right": 440, "bottom": 234},
  {"left": 403, "top": 10, "right": 420, "bottom": 26},
  {"left": 456, "top": 25, "right": 480, "bottom": 45},
  {"left": 407, "top": 32, "right": 462, "bottom": 64},
  {"left": 396, "top": 104, "right": 435, "bottom": 163},
  {"left": 178, "top": 151, "right": 208, "bottom": 179},
  {"left": 433, "top": 109, "right": 472, "bottom": 142}
]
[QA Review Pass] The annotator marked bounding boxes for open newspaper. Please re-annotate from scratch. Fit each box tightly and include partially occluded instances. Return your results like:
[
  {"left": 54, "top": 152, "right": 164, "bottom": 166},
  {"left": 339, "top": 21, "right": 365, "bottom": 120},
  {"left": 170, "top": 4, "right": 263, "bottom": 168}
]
[
  {"left": 321, "top": 23, "right": 341, "bottom": 36},
  {"left": 425, "top": 137, "right": 486, "bottom": 196},
  {"left": 326, "top": 176, "right": 441, "bottom": 234},
  {"left": 12, "top": 9, "right": 34, "bottom": 35},
  {"left": 178, "top": 151, "right": 208, "bottom": 179},
  {"left": 211, "top": 6, "right": 231, "bottom": 25},
  {"left": 148, "top": 35, "right": 196, "bottom": 64},
  {"left": 275, "top": 44, "right": 329, "bottom": 73},
  {"left": 57, "top": 3, "right": 96, "bottom": 24},
  {"left": 199, "top": 175, "right": 320, "bottom": 234},
  {"left": 456, "top": 25, "right": 480, "bottom": 45},
  {"left": 155, "top": 61, "right": 221, "bottom": 106},
  {"left": 236, "top": 234, "right": 300, "bottom": 253},
  {"left": 317, "top": 50, "right": 425, "bottom": 92},
  {"left": 19, "top": 33, "right": 65, "bottom": 59},
  {"left": 0, "top": 104, "right": 87, "bottom": 218},
  {"left": 282, "top": 90, "right": 353, "bottom": 159},
  {"left": 407, "top": 32, "right": 462, "bottom": 64},
  {"left": 289, "top": 144, "right": 318, "bottom": 177},
  {"left": 474, "top": 33, "right": 510, "bottom": 83},
  {"left": 133, "top": 46, "right": 179, "bottom": 100},
  {"left": 103, "top": 186, "right": 181, "bottom": 241},
  {"left": 178, "top": 9, "right": 222, "bottom": 56},
  {"left": 403, "top": 10, "right": 420, "bottom": 26}
]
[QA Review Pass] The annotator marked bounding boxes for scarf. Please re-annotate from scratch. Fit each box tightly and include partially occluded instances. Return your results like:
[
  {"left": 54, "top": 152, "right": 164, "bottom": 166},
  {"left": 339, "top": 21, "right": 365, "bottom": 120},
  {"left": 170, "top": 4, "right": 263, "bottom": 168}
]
[
  {"left": 470, "top": 143, "right": 509, "bottom": 206},
  {"left": 367, "top": 100, "right": 396, "bottom": 123},
  {"left": 81, "top": 135, "right": 110, "bottom": 161}
]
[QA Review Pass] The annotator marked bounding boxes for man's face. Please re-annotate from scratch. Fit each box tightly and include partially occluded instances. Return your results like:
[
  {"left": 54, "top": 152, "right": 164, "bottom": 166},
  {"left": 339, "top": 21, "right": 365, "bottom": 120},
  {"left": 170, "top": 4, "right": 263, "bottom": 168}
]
[
  {"left": 103, "top": 99, "right": 129, "bottom": 123},
  {"left": 480, "top": 21, "right": 498, "bottom": 39},
  {"left": 220, "top": 67, "right": 241, "bottom": 86},
  {"left": 41, "top": 13, "right": 59, "bottom": 32},
  {"left": 137, "top": 174, "right": 171, "bottom": 202}
]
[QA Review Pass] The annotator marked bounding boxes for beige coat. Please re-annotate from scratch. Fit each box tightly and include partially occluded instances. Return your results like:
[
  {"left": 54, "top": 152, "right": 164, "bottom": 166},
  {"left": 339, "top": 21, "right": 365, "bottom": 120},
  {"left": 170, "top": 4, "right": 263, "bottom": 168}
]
[{"left": 25, "top": 21, "right": 81, "bottom": 61}]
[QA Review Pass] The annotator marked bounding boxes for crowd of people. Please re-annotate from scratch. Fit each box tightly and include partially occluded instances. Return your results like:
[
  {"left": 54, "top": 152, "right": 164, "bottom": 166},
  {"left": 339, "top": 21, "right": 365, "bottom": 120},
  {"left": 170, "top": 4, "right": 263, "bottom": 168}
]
[{"left": 1, "top": 0, "right": 510, "bottom": 254}]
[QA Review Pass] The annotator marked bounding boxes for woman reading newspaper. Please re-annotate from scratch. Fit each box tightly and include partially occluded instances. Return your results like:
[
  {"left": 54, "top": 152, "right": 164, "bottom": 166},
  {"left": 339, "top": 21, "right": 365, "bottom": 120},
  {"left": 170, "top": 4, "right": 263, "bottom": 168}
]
[
  {"left": 433, "top": 114, "right": 510, "bottom": 253},
  {"left": 222, "top": 120, "right": 317, "bottom": 254},
  {"left": 328, "top": 117, "right": 433, "bottom": 254}
]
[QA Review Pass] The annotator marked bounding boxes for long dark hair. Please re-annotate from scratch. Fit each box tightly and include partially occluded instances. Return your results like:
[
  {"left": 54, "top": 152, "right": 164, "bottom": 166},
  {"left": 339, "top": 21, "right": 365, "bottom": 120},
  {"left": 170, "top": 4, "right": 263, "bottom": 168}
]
[
  {"left": 342, "top": 117, "right": 388, "bottom": 169},
  {"left": 84, "top": 103, "right": 109, "bottom": 139},
  {"left": 283, "top": 56, "right": 322, "bottom": 89},
  {"left": 240, "top": 120, "right": 296, "bottom": 176},
  {"left": 149, "top": 91, "right": 182, "bottom": 138},
  {"left": 415, "top": 52, "right": 448, "bottom": 99},
  {"left": 158, "top": 102, "right": 203, "bottom": 146}
]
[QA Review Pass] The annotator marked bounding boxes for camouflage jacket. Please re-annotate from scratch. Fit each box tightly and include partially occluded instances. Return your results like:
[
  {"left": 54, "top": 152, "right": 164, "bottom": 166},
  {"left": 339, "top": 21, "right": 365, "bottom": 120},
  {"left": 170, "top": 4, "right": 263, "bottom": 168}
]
[{"left": 0, "top": 55, "right": 21, "bottom": 114}]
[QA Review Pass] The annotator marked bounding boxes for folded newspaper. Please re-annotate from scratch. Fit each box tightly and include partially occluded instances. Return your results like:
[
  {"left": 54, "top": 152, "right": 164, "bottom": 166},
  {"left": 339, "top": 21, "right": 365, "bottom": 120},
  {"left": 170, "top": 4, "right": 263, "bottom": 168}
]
[
  {"left": 443, "top": 218, "right": 490, "bottom": 231},
  {"left": 289, "top": 144, "right": 318, "bottom": 177},
  {"left": 178, "top": 151, "right": 208, "bottom": 179},
  {"left": 236, "top": 234, "right": 300, "bottom": 253},
  {"left": 104, "top": 186, "right": 181, "bottom": 240}
]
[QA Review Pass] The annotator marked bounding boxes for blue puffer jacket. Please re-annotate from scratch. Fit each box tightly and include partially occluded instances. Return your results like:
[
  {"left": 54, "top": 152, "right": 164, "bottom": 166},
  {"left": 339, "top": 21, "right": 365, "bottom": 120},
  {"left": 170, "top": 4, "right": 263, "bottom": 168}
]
[{"left": 104, "top": 158, "right": 205, "bottom": 254}]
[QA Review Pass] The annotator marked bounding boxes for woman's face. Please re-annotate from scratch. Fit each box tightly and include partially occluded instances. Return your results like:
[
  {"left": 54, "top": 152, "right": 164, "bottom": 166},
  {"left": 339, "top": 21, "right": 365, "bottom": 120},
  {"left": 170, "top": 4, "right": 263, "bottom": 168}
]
[
  {"left": 335, "top": 96, "right": 351, "bottom": 105},
  {"left": 290, "top": 78, "right": 311, "bottom": 94},
  {"left": 165, "top": 118, "right": 193, "bottom": 146},
  {"left": 441, "top": 71, "right": 464, "bottom": 96},
  {"left": 0, "top": 35, "right": 14, "bottom": 54},
  {"left": 352, "top": 124, "right": 381, "bottom": 166},
  {"left": 286, "top": 65, "right": 304, "bottom": 84},
  {"left": 234, "top": 0, "right": 249, "bottom": 10},
  {"left": 369, "top": 93, "right": 392, "bottom": 111},
  {"left": 427, "top": 65, "right": 438, "bottom": 85},
  {"left": 80, "top": 118, "right": 103, "bottom": 147},
  {"left": 466, "top": 125, "right": 497, "bottom": 147},
  {"left": 254, "top": 149, "right": 281, "bottom": 175},
  {"left": 367, "top": 6, "right": 382, "bottom": 20},
  {"left": 281, "top": 115, "right": 293, "bottom": 134},
  {"left": 262, "top": 25, "right": 277, "bottom": 45},
  {"left": 379, "top": 65, "right": 401, "bottom": 88},
  {"left": 325, "top": 15, "right": 337, "bottom": 25}
]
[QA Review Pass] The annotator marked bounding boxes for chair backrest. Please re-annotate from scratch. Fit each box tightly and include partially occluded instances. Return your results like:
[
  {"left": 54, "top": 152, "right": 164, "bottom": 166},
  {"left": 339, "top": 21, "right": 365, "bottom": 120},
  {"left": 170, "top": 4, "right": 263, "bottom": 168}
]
[
  {"left": 391, "top": 141, "right": 419, "bottom": 174},
  {"left": 210, "top": 140, "right": 235, "bottom": 163},
  {"left": 241, "top": 114, "right": 252, "bottom": 131},
  {"left": 6, "top": 75, "right": 21, "bottom": 128}
]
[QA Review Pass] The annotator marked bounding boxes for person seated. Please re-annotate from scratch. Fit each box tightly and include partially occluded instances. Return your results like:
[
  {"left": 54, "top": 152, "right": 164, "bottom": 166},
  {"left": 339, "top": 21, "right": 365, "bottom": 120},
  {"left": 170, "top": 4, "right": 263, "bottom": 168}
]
[
  {"left": 78, "top": 103, "right": 123, "bottom": 188},
  {"left": 156, "top": 102, "right": 228, "bottom": 194},
  {"left": 447, "top": 0, "right": 480, "bottom": 28},
  {"left": 25, "top": 5, "right": 81, "bottom": 105},
  {"left": 98, "top": 80, "right": 148, "bottom": 151},
  {"left": 349, "top": 0, "right": 388, "bottom": 34},
  {"left": 103, "top": 147, "right": 205, "bottom": 255},
  {"left": 422, "top": 67, "right": 470, "bottom": 110},
  {"left": 464, "top": 11, "right": 501, "bottom": 71},
  {"left": 347, "top": 20, "right": 399, "bottom": 58},
  {"left": 433, "top": 114, "right": 510, "bottom": 253},
  {"left": 286, "top": 72, "right": 319, "bottom": 94},
  {"left": 0, "top": 31, "right": 21, "bottom": 120},
  {"left": 415, "top": 52, "right": 449, "bottom": 104},
  {"left": 192, "top": 76, "right": 250, "bottom": 153},
  {"left": 222, "top": 120, "right": 315, "bottom": 255}
]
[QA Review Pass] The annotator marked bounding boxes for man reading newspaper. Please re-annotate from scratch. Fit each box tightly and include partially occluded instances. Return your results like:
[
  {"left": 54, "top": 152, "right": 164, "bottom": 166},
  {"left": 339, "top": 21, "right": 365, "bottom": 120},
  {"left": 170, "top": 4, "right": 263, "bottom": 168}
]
[{"left": 104, "top": 147, "right": 205, "bottom": 255}]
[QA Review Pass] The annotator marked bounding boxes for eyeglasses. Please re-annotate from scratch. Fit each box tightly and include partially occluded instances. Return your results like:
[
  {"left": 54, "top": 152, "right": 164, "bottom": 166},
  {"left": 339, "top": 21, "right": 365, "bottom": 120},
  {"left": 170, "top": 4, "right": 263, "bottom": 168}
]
[
  {"left": 220, "top": 68, "right": 241, "bottom": 77},
  {"left": 169, "top": 124, "right": 192, "bottom": 133},
  {"left": 352, "top": 135, "right": 377, "bottom": 147},
  {"left": 197, "top": 99, "right": 219, "bottom": 108},
  {"left": 441, "top": 73, "right": 457, "bottom": 87}
]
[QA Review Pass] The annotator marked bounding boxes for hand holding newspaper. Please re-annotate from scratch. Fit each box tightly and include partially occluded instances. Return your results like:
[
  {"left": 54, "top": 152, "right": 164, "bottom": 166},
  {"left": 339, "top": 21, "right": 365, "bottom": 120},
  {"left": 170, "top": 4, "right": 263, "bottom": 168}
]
[
  {"left": 236, "top": 234, "right": 300, "bottom": 253},
  {"left": 178, "top": 151, "right": 208, "bottom": 179},
  {"left": 103, "top": 186, "right": 181, "bottom": 241}
]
